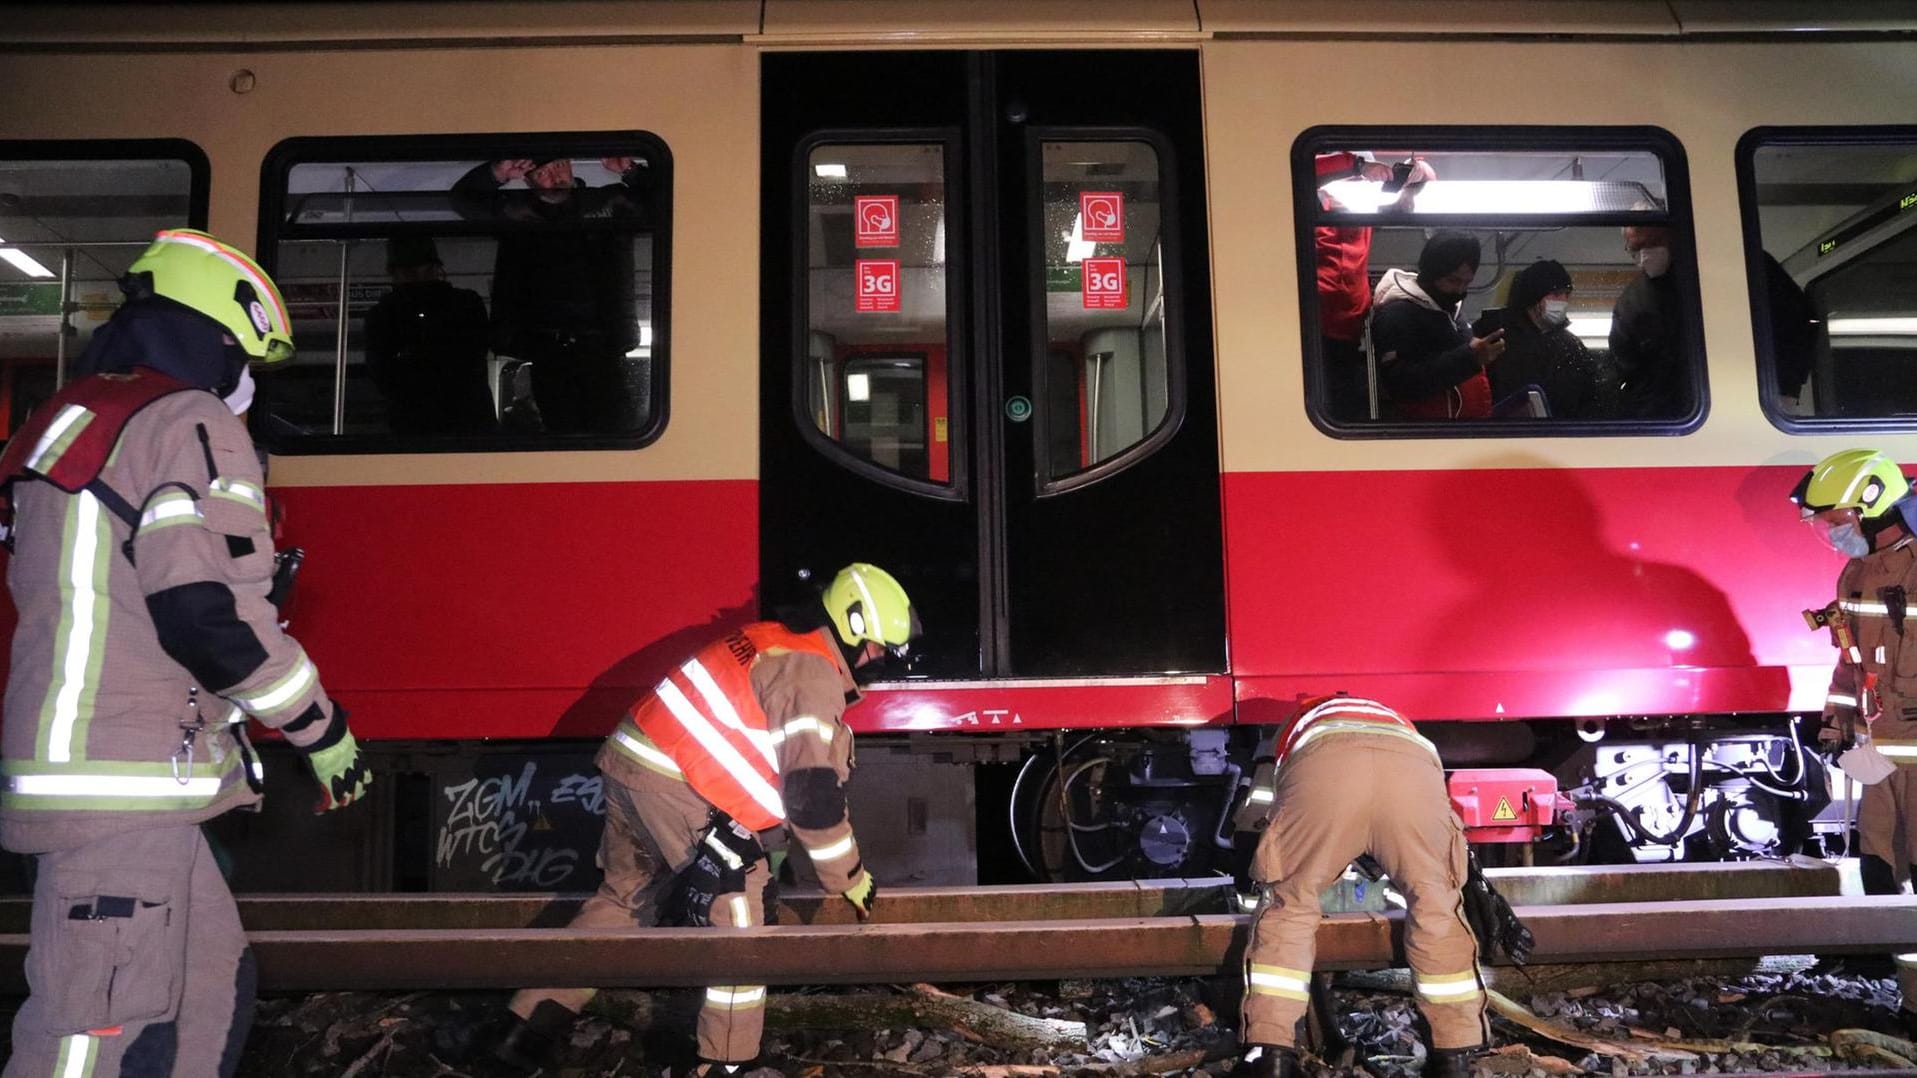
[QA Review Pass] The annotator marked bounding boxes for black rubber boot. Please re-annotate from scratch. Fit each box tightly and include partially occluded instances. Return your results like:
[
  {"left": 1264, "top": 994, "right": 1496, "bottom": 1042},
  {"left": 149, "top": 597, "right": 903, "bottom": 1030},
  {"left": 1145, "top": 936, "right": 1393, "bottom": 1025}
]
[
  {"left": 1229, "top": 1043, "right": 1300, "bottom": 1077},
  {"left": 446, "top": 1000, "right": 574, "bottom": 1074},
  {"left": 1429, "top": 1045, "right": 1481, "bottom": 1078}
]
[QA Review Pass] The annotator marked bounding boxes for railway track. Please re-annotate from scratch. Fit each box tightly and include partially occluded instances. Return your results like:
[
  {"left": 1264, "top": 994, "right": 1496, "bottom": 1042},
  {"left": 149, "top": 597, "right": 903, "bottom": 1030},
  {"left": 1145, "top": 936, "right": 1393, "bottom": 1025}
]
[{"left": 0, "top": 861, "right": 1905, "bottom": 993}]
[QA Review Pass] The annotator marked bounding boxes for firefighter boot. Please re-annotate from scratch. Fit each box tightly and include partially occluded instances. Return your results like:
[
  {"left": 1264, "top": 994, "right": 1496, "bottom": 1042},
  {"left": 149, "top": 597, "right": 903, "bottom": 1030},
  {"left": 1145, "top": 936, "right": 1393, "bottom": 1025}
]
[
  {"left": 435, "top": 999, "right": 574, "bottom": 1074},
  {"left": 1230, "top": 1043, "right": 1301, "bottom": 1077},
  {"left": 1429, "top": 1045, "right": 1481, "bottom": 1078}
]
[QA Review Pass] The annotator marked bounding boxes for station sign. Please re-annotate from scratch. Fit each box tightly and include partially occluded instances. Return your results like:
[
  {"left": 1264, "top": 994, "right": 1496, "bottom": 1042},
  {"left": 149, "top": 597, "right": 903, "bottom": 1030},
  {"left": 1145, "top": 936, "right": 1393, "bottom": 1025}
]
[
  {"left": 856, "top": 259, "right": 900, "bottom": 312},
  {"left": 855, "top": 195, "right": 899, "bottom": 248}
]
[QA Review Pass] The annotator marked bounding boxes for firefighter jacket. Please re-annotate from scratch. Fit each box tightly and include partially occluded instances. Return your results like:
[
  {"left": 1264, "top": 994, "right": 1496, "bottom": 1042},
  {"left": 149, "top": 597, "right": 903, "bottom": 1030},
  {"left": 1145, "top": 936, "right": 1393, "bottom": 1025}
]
[
  {"left": 0, "top": 371, "right": 341, "bottom": 854},
  {"left": 599, "top": 623, "right": 869, "bottom": 894},
  {"left": 1239, "top": 697, "right": 1439, "bottom": 820},
  {"left": 1822, "top": 537, "right": 1917, "bottom": 755}
]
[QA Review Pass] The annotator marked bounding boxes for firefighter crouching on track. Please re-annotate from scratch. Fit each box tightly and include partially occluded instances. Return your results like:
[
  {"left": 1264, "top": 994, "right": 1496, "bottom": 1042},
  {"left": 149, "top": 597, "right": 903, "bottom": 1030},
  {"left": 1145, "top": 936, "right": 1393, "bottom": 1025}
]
[
  {"left": 465, "top": 563, "right": 920, "bottom": 1077},
  {"left": 1791, "top": 448, "right": 1917, "bottom": 1024},
  {"left": 0, "top": 229, "right": 370, "bottom": 1078},
  {"left": 1232, "top": 696, "right": 1487, "bottom": 1078}
]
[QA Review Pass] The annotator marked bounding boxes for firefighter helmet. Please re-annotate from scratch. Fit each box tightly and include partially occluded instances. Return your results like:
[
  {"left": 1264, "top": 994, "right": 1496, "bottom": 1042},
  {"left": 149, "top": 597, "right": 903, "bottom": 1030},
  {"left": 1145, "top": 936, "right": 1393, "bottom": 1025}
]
[
  {"left": 123, "top": 229, "right": 295, "bottom": 364},
  {"left": 824, "top": 563, "right": 918, "bottom": 652},
  {"left": 1791, "top": 449, "right": 1911, "bottom": 520}
]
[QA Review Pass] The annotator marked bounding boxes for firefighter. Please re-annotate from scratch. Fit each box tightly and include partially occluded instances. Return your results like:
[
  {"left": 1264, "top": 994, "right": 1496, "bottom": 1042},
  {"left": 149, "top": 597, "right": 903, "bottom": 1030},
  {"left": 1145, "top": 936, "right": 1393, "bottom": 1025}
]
[
  {"left": 1790, "top": 448, "right": 1917, "bottom": 1022},
  {"left": 1233, "top": 696, "right": 1486, "bottom": 1078},
  {"left": 0, "top": 229, "right": 370, "bottom": 1078},
  {"left": 470, "top": 563, "right": 919, "bottom": 1076}
]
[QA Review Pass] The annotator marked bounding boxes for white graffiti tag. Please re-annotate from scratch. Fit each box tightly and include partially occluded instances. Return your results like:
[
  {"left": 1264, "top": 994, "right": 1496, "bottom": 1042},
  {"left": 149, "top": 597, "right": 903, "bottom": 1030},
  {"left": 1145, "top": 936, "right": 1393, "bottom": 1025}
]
[{"left": 436, "top": 762, "right": 605, "bottom": 888}]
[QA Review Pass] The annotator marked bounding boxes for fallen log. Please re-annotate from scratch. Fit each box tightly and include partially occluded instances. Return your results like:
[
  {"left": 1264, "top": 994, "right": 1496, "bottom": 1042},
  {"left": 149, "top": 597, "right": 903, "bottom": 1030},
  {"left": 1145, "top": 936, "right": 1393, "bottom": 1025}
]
[{"left": 589, "top": 985, "right": 1088, "bottom": 1053}]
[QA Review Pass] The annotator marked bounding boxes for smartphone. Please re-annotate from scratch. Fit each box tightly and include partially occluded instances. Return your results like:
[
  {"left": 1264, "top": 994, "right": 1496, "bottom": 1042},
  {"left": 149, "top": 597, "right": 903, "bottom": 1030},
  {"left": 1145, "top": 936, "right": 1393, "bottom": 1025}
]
[
  {"left": 1471, "top": 307, "right": 1504, "bottom": 338},
  {"left": 1380, "top": 160, "right": 1416, "bottom": 194}
]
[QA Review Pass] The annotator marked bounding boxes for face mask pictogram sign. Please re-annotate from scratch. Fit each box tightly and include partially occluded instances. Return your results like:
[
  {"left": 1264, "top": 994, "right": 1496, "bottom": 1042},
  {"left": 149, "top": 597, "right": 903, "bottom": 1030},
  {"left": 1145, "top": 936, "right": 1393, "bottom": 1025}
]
[
  {"left": 855, "top": 195, "right": 899, "bottom": 248},
  {"left": 1080, "top": 191, "right": 1124, "bottom": 243}
]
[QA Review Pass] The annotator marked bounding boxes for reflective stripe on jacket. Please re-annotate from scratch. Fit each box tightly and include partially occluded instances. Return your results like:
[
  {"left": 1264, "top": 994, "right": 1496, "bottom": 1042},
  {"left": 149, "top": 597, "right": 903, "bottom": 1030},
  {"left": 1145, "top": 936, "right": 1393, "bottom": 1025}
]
[
  {"left": 622, "top": 623, "right": 844, "bottom": 831},
  {"left": 1274, "top": 697, "right": 1437, "bottom": 768}
]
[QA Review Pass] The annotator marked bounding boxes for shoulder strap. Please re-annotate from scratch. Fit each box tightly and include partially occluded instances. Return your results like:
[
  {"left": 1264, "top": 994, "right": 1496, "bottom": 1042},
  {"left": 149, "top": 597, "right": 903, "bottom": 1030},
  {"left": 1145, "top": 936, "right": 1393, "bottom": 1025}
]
[{"left": 0, "top": 368, "right": 199, "bottom": 543}]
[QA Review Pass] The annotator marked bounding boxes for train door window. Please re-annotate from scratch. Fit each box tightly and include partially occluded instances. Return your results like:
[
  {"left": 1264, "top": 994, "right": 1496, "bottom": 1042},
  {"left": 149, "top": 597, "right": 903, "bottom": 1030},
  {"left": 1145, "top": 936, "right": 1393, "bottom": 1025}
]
[
  {"left": 801, "top": 141, "right": 955, "bottom": 487},
  {"left": 1035, "top": 140, "right": 1177, "bottom": 483},
  {"left": 1740, "top": 130, "right": 1917, "bottom": 427},
  {"left": 0, "top": 142, "right": 207, "bottom": 439},
  {"left": 1294, "top": 128, "right": 1703, "bottom": 436},
  {"left": 258, "top": 134, "right": 670, "bottom": 453}
]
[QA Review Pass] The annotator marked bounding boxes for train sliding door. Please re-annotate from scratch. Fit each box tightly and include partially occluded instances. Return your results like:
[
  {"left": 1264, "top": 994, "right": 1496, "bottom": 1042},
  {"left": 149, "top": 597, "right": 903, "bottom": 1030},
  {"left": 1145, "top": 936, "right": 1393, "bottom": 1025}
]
[{"left": 760, "top": 51, "right": 1222, "bottom": 684}]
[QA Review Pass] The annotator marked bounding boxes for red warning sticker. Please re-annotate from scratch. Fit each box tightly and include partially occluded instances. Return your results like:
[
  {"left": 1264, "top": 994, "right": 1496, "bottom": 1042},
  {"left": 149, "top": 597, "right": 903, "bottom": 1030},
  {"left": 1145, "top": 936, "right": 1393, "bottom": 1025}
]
[
  {"left": 855, "top": 195, "right": 900, "bottom": 248},
  {"left": 1080, "top": 191, "right": 1125, "bottom": 243},
  {"left": 1081, "top": 256, "right": 1128, "bottom": 310},
  {"left": 856, "top": 259, "right": 900, "bottom": 313}
]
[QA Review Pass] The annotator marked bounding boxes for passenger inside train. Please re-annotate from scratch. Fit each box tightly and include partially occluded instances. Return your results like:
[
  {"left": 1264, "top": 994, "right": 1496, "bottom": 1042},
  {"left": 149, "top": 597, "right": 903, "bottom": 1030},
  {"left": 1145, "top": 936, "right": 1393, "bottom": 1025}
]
[
  {"left": 1304, "top": 137, "right": 1703, "bottom": 428},
  {"left": 260, "top": 145, "right": 665, "bottom": 446}
]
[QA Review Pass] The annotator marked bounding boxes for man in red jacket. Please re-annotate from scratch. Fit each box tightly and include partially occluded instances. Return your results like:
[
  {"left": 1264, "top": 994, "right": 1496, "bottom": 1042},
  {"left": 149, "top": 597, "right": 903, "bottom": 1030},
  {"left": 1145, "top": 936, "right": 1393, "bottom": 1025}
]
[{"left": 1314, "top": 153, "right": 1435, "bottom": 421}]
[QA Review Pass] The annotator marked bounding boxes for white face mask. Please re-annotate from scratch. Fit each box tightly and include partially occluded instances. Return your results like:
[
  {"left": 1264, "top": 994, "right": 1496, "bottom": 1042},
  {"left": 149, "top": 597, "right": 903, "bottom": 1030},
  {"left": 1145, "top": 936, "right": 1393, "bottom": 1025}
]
[
  {"left": 1542, "top": 298, "right": 1570, "bottom": 327},
  {"left": 1826, "top": 521, "right": 1871, "bottom": 559},
  {"left": 1635, "top": 245, "right": 1672, "bottom": 279},
  {"left": 223, "top": 365, "right": 255, "bottom": 416}
]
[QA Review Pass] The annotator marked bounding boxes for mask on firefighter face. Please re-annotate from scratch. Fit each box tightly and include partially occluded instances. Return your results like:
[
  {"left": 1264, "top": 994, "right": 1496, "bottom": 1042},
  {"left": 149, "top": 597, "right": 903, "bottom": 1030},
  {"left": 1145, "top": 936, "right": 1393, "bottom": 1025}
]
[{"left": 1826, "top": 521, "right": 1871, "bottom": 558}]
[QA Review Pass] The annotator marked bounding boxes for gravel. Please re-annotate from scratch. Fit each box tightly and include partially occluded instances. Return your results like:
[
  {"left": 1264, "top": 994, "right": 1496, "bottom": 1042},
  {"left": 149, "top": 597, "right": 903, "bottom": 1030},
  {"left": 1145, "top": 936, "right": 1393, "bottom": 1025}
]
[{"left": 7, "top": 962, "right": 1916, "bottom": 1075}]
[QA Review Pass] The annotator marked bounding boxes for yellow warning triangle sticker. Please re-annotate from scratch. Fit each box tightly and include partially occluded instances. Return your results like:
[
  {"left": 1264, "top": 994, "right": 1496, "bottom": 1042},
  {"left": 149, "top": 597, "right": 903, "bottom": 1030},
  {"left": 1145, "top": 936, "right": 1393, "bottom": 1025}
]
[{"left": 1492, "top": 796, "right": 1518, "bottom": 822}]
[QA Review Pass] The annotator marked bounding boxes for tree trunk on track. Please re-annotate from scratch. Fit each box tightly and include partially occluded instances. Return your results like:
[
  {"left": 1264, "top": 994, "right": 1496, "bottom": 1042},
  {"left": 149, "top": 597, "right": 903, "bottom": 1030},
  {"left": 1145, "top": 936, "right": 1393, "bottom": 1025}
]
[{"left": 587, "top": 983, "right": 1088, "bottom": 1053}]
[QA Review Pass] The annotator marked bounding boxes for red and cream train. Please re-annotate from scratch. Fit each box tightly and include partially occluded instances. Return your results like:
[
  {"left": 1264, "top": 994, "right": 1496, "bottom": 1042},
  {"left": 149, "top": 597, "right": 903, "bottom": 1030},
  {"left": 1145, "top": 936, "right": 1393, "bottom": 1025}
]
[{"left": 1, "top": 2, "right": 1914, "bottom": 887}]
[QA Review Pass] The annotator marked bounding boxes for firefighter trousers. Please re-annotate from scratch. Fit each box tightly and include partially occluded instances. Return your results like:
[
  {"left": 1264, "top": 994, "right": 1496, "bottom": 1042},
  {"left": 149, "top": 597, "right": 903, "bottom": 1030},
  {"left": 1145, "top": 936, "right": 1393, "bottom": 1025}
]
[
  {"left": 1243, "top": 734, "right": 1487, "bottom": 1051},
  {"left": 509, "top": 766, "right": 774, "bottom": 1063},
  {"left": 5, "top": 824, "right": 253, "bottom": 1078},
  {"left": 1857, "top": 766, "right": 1917, "bottom": 1009}
]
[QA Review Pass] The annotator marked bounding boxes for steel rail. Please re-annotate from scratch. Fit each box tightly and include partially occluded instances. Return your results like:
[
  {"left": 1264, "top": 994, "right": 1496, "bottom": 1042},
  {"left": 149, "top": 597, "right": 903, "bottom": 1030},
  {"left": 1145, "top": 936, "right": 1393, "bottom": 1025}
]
[
  {"left": 1, "top": 893, "right": 1910, "bottom": 993},
  {"left": 0, "top": 860, "right": 1841, "bottom": 934}
]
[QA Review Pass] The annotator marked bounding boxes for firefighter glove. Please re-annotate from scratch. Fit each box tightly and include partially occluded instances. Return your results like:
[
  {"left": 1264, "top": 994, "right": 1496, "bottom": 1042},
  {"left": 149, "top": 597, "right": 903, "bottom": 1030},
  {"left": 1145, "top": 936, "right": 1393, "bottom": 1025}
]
[
  {"left": 665, "top": 815, "right": 764, "bottom": 927},
  {"left": 1461, "top": 850, "right": 1533, "bottom": 966},
  {"left": 843, "top": 869, "right": 877, "bottom": 922},
  {"left": 303, "top": 725, "right": 372, "bottom": 814}
]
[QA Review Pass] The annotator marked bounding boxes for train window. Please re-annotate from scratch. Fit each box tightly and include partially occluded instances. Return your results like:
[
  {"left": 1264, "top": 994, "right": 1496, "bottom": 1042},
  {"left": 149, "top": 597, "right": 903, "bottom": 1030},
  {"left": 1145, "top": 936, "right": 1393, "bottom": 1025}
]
[
  {"left": 802, "top": 142, "right": 954, "bottom": 485},
  {"left": 1295, "top": 129, "right": 1704, "bottom": 436},
  {"left": 259, "top": 134, "right": 670, "bottom": 452},
  {"left": 1740, "top": 130, "right": 1917, "bottom": 427},
  {"left": 0, "top": 142, "right": 207, "bottom": 439},
  {"left": 1036, "top": 140, "right": 1175, "bottom": 483}
]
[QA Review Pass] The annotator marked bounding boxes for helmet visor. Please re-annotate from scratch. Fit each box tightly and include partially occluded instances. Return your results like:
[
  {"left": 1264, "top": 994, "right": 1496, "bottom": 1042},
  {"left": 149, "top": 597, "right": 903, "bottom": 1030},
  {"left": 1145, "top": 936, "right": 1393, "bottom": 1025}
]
[{"left": 1803, "top": 505, "right": 1862, "bottom": 545}]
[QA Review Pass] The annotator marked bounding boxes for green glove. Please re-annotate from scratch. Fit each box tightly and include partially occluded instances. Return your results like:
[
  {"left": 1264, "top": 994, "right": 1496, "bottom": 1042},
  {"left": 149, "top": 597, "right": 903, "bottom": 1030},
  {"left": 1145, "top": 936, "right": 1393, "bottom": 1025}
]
[
  {"left": 304, "top": 727, "right": 372, "bottom": 813},
  {"left": 843, "top": 869, "right": 877, "bottom": 922}
]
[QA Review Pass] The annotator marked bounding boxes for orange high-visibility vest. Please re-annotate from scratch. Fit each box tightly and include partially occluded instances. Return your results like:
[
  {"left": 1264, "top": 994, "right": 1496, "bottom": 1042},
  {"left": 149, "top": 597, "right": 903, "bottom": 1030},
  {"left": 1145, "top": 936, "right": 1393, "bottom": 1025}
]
[
  {"left": 1274, "top": 697, "right": 1432, "bottom": 768},
  {"left": 630, "top": 623, "right": 844, "bottom": 830}
]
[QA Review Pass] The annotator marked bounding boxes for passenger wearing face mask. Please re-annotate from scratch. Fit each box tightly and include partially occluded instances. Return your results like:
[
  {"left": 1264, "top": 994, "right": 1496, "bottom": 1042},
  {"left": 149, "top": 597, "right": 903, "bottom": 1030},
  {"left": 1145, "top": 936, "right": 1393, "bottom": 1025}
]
[
  {"left": 1488, "top": 259, "right": 1617, "bottom": 419},
  {"left": 1790, "top": 448, "right": 1917, "bottom": 1029},
  {"left": 1368, "top": 230, "right": 1504, "bottom": 420},
  {"left": 1609, "top": 216, "right": 1692, "bottom": 419}
]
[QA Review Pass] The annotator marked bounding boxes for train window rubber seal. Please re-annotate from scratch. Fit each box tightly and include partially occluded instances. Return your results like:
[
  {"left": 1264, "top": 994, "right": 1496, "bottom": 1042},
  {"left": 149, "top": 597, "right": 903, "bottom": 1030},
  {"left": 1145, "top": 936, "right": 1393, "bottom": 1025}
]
[
  {"left": 1292, "top": 124, "right": 1709, "bottom": 441},
  {"left": 788, "top": 128, "right": 969, "bottom": 503},
  {"left": 1027, "top": 125, "right": 1189, "bottom": 499},
  {"left": 254, "top": 130, "right": 673, "bottom": 456},
  {"left": 1736, "top": 124, "right": 1917, "bottom": 437}
]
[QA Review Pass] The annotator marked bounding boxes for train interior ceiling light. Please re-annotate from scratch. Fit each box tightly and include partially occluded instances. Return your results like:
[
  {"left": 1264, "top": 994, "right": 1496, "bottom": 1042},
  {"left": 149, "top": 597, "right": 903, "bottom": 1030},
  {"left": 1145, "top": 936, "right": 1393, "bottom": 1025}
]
[
  {"left": 1318, "top": 178, "right": 1661, "bottom": 216},
  {"left": 0, "top": 241, "right": 54, "bottom": 278}
]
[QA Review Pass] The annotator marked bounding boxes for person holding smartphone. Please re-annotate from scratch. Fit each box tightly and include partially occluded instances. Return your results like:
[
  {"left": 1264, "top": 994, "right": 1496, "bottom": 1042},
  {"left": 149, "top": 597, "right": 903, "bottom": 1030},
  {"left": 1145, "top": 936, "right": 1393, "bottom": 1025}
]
[
  {"left": 1489, "top": 259, "right": 1617, "bottom": 419},
  {"left": 1368, "top": 230, "right": 1505, "bottom": 420}
]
